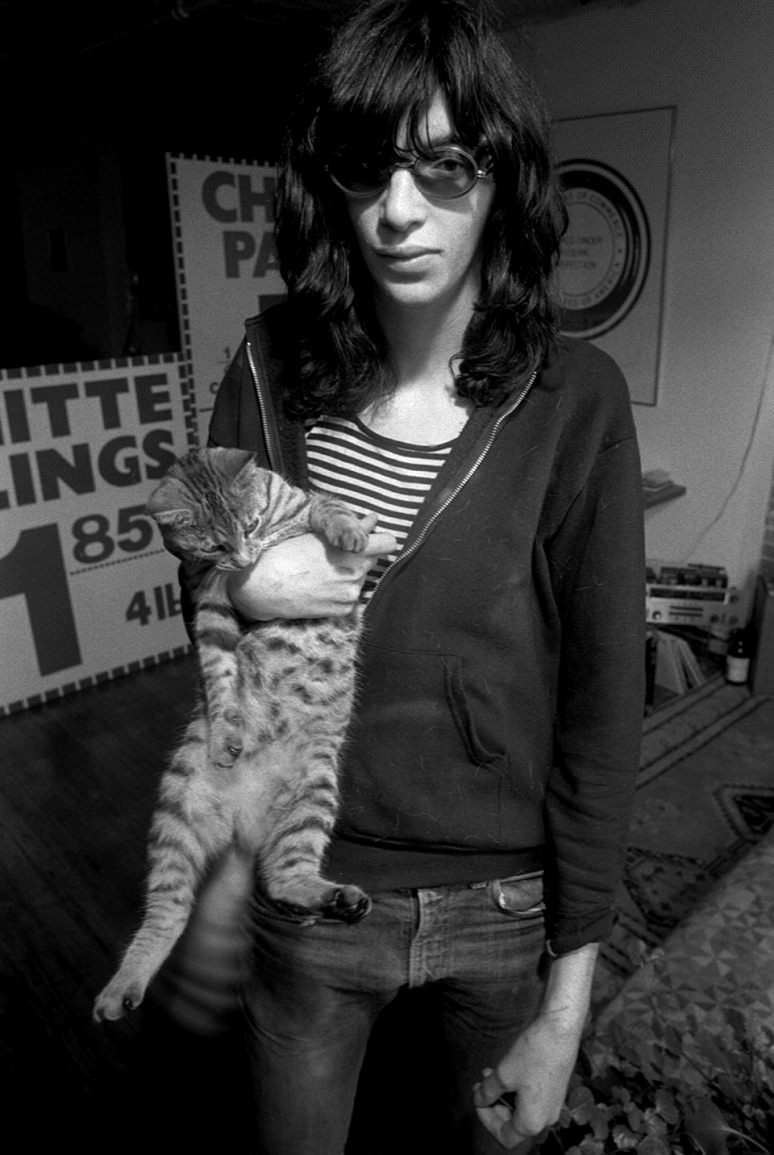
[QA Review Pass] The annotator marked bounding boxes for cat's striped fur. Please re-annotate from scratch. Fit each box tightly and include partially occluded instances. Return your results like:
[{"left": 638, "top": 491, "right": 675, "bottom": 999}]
[{"left": 93, "top": 448, "right": 370, "bottom": 1023}]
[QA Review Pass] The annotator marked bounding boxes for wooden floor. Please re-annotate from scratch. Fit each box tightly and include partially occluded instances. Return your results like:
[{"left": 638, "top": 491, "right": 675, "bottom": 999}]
[
  {"left": 1, "top": 655, "right": 260, "bottom": 1151},
  {"left": 0, "top": 655, "right": 445, "bottom": 1154}
]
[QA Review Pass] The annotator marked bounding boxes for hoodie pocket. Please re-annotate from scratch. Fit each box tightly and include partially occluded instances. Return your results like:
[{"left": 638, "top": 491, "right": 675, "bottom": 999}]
[
  {"left": 341, "top": 645, "right": 518, "bottom": 848},
  {"left": 352, "top": 644, "right": 509, "bottom": 775},
  {"left": 445, "top": 657, "right": 507, "bottom": 770}
]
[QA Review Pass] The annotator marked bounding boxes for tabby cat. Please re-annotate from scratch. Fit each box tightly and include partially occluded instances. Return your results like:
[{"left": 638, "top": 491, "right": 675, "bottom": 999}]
[{"left": 93, "top": 447, "right": 371, "bottom": 1023}]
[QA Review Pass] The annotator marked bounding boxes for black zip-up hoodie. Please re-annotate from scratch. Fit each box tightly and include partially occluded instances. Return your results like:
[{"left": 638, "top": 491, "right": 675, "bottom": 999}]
[{"left": 196, "top": 305, "right": 646, "bottom": 956}]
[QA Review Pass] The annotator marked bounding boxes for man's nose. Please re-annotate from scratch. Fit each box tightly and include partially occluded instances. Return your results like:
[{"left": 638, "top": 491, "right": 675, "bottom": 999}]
[{"left": 379, "top": 166, "right": 426, "bottom": 229}]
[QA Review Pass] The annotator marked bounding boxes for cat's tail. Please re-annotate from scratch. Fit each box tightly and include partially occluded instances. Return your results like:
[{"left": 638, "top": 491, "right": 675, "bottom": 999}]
[{"left": 145, "top": 848, "right": 252, "bottom": 1036}]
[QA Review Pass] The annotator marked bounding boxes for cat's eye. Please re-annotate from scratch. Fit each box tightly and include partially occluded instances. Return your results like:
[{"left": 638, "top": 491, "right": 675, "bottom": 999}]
[{"left": 245, "top": 517, "right": 262, "bottom": 536}]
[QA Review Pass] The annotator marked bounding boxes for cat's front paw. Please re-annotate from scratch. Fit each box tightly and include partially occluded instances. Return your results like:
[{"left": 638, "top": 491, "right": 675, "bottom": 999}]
[
  {"left": 327, "top": 517, "right": 369, "bottom": 554},
  {"left": 320, "top": 885, "right": 372, "bottom": 924},
  {"left": 93, "top": 975, "right": 147, "bottom": 1023}
]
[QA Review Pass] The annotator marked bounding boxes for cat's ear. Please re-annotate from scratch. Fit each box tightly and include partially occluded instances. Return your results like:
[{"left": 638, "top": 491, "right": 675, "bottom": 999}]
[
  {"left": 207, "top": 447, "right": 256, "bottom": 482},
  {"left": 151, "top": 507, "right": 195, "bottom": 530},
  {"left": 146, "top": 475, "right": 193, "bottom": 525}
]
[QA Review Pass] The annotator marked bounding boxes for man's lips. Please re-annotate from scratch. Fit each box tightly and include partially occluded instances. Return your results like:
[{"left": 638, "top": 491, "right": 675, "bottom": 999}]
[{"left": 373, "top": 247, "right": 437, "bottom": 260}]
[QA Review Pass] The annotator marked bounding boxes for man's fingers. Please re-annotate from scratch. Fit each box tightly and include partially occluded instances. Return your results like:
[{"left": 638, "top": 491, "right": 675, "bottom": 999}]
[
  {"left": 473, "top": 1066, "right": 508, "bottom": 1108},
  {"left": 363, "top": 531, "right": 398, "bottom": 557},
  {"left": 474, "top": 1105, "right": 532, "bottom": 1151},
  {"left": 327, "top": 533, "right": 395, "bottom": 570},
  {"left": 474, "top": 1068, "right": 536, "bottom": 1150},
  {"left": 356, "top": 512, "right": 398, "bottom": 556}
]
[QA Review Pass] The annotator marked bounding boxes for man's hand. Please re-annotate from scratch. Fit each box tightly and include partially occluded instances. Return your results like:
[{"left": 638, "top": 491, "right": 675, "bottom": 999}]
[
  {"left": 473, "top": 941, "right": 599, "bottom": 1149},
  {"left": 473, "top": 1011, "right": 583, "bottom": 1149},
  {"left": 227, "top": 512, "right": 397, "bottom": 620}
]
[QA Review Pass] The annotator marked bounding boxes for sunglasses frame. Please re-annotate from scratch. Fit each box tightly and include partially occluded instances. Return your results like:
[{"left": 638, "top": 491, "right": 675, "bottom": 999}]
[{"left": 326, "top": 143, "right": 493, "bottom": 201}]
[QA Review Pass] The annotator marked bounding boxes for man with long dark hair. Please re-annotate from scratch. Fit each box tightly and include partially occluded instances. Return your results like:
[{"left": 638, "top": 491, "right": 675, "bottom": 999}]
[{"left": 191, "top": 0, "right": 645, "bottom": 1149}]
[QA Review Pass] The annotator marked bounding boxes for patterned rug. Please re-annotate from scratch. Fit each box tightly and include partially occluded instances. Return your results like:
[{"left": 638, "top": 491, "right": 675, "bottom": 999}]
[
  {"left": 594, "top": 676, "right": 774, "bottom": 1007},
  {"left": 589, "top": 827, "right": 774, "bottom": 1142}
]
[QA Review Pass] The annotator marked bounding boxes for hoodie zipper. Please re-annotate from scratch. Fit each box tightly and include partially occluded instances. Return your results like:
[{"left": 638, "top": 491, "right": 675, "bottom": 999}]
[
  {"left": 246, "top": 337, "right": 281, "bottom": 471},
  {"left": 247, "top": 333, "right": 536, "bottom": 610},
  {"left": 365, "top": 369, "right": 538, "bottom": 610}
]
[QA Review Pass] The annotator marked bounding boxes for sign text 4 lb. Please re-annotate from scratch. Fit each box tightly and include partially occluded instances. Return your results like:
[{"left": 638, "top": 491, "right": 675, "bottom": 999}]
[{"left": 127, "top": 583, "right": 182, "bottom": 627}]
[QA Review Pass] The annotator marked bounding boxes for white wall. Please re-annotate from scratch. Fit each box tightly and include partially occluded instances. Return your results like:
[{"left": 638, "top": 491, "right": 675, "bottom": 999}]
[{"left": 511, "top": 0, "right": 774, "bottom": 594}]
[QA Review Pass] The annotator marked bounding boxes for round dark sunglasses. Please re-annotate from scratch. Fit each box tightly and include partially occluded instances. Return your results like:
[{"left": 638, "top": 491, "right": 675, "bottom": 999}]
[{"left": 327, "top": 144, "right": 493, "bottom": 201}]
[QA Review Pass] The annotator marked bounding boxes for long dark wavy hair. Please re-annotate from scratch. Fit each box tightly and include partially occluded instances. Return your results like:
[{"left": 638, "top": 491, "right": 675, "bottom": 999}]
[{"left": 275, "top": 0, "right": 567, "bottom": 418}]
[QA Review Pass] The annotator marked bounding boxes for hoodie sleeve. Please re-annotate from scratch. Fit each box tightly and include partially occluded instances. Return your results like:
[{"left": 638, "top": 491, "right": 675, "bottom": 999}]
[{"left": 544, "top": 416, "right": 646, "bottom": 956}]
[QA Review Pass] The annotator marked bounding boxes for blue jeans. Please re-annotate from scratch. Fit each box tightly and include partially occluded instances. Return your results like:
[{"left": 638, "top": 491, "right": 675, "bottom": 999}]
[{"left": 241, "top": 872, "right": 547, "bottom": 1155}]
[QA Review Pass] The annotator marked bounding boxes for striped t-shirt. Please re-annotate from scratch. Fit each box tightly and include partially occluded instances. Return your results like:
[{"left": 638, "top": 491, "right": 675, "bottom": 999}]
[{"left": 306, "top": 414, "right": 455, "bottom": 599}]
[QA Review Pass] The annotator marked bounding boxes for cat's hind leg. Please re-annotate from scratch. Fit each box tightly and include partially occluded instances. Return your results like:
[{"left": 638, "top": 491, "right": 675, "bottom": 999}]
[
  {"left": 93, "top": 709, "right": 233, "bottom": 1022},
  {"left": 248, "top": 740, "right": 371, "bottom": 925}
]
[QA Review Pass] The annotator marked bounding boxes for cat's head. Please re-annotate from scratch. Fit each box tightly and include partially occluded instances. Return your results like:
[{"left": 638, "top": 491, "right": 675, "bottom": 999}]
[{"left": 147, "top": 448, "right": 277, "bottom": 570}]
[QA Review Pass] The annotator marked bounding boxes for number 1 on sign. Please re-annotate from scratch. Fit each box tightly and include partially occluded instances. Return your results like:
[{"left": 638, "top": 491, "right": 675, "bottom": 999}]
[
  {"left": 153, "top": 583, "right": 180, "bottom": 620},
  {"left": 0, "top": 524, "right": 82, "bottom": 675}
]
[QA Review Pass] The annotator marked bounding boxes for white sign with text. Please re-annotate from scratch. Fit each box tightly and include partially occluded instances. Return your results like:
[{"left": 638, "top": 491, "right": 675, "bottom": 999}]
[
  {"left": 0, "top": 355, "right": 191, "bottom": 713},
  {"left": 167, "top": 155, "right": 286, "bottom": 445}
]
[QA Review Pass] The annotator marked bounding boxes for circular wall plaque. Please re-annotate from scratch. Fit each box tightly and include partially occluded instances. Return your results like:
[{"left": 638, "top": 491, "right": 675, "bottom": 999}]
[{"left": 556, "top": 159, "right": 650, "bottom": 339}]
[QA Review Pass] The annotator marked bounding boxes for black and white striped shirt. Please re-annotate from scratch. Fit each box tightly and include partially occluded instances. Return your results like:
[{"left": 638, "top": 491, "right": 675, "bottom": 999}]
[{"left": 306, "top": 414, "right": 455, "bottom": 599}]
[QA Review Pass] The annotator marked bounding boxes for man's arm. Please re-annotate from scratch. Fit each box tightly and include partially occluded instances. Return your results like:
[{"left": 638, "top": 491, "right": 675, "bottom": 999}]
[
  {"left": 473, "top": 941, "right": 599, "bottom": 1148},
  {"left": 228, "top": 513, "right": 397, "bottom": 621}
]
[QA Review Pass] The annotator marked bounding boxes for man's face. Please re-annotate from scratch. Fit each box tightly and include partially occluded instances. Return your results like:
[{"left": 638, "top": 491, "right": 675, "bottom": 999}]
[{"left": 342, "top": 93, "right": 495, "bottom": 318}]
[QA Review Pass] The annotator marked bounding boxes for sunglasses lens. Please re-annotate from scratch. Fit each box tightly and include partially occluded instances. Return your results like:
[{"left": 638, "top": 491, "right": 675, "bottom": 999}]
[
  {"left": 328, "top": 151, "right": 388, "bottom": 196},
  {"left": 413, "top": 149, "right": 477, "bottom": 198}
]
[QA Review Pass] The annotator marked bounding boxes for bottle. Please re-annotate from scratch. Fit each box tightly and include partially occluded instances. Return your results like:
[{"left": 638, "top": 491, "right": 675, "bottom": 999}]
[{"left": 725, "top": 627, "right": 751, "bottom": 685}]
